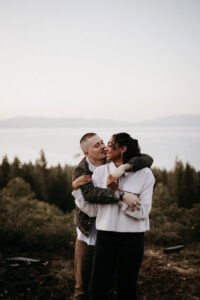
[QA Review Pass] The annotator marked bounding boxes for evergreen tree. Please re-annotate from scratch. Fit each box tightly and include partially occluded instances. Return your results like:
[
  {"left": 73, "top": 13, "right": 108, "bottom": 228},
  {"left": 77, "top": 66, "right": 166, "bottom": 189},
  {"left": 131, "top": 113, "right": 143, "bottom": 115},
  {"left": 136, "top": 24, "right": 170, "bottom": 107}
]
[
  {"left": 182, "top": 163, "right": 195, "bottom": 208},
  {"left": 10, "top": 157, "right": 22, "bottom": 178},
  {"left": 35, "top": 150, "right": 48, "bottom": 201},
  {"left": 22, "top": 162, "right": 35, "bottom": 189},
  {"left": 195, "top": 172, "right": 200, "bottom": 204},
  {"left": 47, "top": 164, "right": 74, "bottom": 212},
  {"left": 152, "top": 182, "right": 174, "bottom": 209},
  {"left": 173, "top": 159, "right": 184, "bottom": 207},
  {"left": 0, "top": 156, "right": 11, "bottom": 188}
]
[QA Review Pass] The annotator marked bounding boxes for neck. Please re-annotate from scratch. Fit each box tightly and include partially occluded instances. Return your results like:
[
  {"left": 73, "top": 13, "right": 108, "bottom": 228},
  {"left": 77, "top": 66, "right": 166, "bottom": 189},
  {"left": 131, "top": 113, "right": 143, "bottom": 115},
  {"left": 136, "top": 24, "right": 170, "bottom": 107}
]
[{"left": 88, "top": 157, "right": 106, "bottom": 166}]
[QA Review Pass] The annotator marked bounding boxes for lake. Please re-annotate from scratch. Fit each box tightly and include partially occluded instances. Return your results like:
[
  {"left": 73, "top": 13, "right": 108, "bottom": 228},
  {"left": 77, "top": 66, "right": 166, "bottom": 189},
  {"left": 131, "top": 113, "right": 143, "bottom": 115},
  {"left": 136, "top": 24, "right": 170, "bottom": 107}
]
[{"left": 0, "top": 126, "right": 200, "bottom": 170}]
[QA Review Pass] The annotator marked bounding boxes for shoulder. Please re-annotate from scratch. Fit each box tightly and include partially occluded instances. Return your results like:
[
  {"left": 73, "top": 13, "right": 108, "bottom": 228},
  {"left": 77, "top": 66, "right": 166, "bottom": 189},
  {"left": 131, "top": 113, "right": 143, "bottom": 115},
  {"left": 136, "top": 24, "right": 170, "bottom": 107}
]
[
  {"left": 75, "top": 157, "right": 87, "bottom": 169},
  {"left": 73, "top": 157, "right": 89, "bottom": 179},
  {"left": 138, "top": 167, "right": 153, "bottom": 175},
  {"left": 134, "top": 167, "right": 155, "bottom": 182},
  {"left": 142, "top": 168, "right": 155, "bottom": 185}
]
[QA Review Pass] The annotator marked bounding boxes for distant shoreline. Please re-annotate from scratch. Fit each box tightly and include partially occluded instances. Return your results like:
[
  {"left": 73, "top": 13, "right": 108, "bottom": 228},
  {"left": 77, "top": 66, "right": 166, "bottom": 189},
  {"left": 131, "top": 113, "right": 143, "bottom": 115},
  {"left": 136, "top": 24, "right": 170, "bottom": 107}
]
[
  {"left": 0, "top": 115, "right": 200, "bottom": 128},
  {"left": 0, "top": 126, "right": 199, "bottom": 170}
]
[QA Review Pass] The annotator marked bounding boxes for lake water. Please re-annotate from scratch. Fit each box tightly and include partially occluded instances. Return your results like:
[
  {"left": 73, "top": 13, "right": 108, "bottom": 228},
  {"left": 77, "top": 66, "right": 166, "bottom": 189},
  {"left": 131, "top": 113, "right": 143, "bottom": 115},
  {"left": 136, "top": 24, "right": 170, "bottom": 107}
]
[{"left": 0, "top": 127, "right": 200, "bottom": 170}]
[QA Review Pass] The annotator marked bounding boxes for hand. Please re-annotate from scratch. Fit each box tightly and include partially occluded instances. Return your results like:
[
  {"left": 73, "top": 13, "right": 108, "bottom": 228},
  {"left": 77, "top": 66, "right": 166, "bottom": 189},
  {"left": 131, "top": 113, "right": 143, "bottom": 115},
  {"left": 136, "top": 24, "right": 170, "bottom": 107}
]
[
  {"left": 72, "top": 175, "right": 91, "bottom": 190},
  {"left": 111, "top": 163, "right": 132, "bottom": 179},
  {"left": 107, "top": 174, "right": 119, "bottom": 190},
  {"left": 123, "top": 192, "right": 141, "bottom": 211}
]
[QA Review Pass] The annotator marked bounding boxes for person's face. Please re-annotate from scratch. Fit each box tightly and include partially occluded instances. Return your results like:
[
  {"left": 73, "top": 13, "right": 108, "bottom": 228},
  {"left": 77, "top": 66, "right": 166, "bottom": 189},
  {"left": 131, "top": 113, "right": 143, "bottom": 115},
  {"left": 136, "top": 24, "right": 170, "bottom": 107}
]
[
  {"left": 106, "top": 137, "right": 122, "bottom": 162},
  {"left": 85, "top": 135, "right": 106, "bottom": 161}
]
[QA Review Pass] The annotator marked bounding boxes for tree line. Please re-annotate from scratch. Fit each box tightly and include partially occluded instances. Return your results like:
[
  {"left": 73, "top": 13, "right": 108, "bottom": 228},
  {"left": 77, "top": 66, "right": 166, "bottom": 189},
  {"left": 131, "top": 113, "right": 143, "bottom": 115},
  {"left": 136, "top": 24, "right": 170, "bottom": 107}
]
[
  {"left": 0, "top": 151, "right": 74, "bottom": 212},
  {"left": 0, "top": 151, "right": 199, "bottom": 212},
  {"left": 153, "top": 159, "right": 200, "bottom": 209}
]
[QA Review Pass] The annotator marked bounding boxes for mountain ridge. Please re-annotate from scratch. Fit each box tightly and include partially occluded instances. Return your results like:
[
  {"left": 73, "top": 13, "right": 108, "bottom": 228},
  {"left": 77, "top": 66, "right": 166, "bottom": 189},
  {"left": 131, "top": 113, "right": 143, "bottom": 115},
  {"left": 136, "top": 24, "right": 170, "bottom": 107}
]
[{"left": 0, "top": 114, "right": 200, "bottom": 128}]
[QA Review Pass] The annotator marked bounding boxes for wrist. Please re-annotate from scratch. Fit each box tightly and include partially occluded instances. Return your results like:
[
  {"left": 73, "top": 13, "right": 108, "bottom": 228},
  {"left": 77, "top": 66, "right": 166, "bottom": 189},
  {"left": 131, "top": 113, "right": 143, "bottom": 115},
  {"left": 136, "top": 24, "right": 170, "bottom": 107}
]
[
  {"left": 72, "top": 183, "right": 78, "bottom": 190},
  {"left": 124, "top": 163, "right": 131, "bottom": 171},
  {"left": 114, "top": 190, "right": 124, "bottom": 201}
]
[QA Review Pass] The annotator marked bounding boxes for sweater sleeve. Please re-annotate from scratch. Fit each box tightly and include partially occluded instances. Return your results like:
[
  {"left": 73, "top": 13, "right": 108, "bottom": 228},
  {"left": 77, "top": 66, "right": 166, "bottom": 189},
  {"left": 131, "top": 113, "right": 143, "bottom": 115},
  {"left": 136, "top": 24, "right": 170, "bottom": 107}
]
[
  {"left": 72, "top": 189, "right": 98, "bottom": 217},
  {"left": 120, "top": 170, "right": 155, "bottom": 220}
]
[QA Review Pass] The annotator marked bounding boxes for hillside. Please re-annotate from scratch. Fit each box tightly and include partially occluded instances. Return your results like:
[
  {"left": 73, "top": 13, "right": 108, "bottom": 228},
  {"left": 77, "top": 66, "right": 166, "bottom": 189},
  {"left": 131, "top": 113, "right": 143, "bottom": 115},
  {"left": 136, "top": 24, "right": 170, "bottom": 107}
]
[{"left": 0, "top": 114, "right": 200, "bottom": 128}]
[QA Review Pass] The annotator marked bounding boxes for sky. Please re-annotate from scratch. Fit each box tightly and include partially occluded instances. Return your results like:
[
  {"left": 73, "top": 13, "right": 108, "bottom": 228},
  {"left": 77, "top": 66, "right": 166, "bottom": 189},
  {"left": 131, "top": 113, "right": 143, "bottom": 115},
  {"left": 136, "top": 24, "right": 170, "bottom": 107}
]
[{"left": 0, "top": 0, "right": 200, "bottom": 122}]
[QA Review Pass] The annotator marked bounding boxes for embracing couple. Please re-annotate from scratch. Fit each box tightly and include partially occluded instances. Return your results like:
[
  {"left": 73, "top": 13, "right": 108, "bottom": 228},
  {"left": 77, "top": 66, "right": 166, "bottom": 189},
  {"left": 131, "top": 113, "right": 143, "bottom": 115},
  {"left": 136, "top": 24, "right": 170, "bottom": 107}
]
[{"left": 72, "top": 132, "right": 155, "bottom": 300}]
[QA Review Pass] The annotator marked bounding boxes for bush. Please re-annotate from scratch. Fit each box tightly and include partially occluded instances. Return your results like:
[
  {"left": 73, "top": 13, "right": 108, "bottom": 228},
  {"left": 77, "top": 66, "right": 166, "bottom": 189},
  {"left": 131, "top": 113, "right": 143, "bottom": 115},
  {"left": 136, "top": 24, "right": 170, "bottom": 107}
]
[
  {"left": 146, "top": 204, "right": 200, "bottom": 246},
  {"left": 0, "top": 177, "right": 76, "bottom": 251}
]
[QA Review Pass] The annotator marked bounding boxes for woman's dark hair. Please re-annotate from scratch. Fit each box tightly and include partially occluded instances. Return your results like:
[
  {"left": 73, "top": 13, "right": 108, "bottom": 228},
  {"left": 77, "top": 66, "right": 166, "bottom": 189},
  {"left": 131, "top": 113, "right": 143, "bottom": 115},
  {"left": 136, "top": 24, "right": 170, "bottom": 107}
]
[{"left": 112, "top": 132, "right": 141, "bottom": 163}]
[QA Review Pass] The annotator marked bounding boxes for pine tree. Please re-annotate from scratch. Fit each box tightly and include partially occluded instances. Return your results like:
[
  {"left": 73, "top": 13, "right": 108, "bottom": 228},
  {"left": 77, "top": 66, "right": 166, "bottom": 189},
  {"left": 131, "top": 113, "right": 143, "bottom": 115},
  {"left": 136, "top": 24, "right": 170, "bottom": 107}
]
[
  {"left": 182, "top": 163, "right": 195, "bottom": 208},
  {"left": 35, "top": 150, "right": 48, "bottom": 201},
  {"left": 10, "top": 157, "right": 22, "bottom": 178},
  {"left": 0, "top": 156, "right": 11, "bottom": 188},
  {"left": 173, "top": 159, "right": 184, "bottom": 207}
]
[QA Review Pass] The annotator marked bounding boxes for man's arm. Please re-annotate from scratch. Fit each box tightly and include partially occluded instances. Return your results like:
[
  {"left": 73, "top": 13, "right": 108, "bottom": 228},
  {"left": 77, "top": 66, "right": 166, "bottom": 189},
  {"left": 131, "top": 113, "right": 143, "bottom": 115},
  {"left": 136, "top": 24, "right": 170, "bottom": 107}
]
[
  {"left": 110, "top": 153, "right": 153, "bottom": 180},
  {"left": 73, "top": 164, "right": 141, "bottom": 208},
  {"left": 128, "top": 153, "right": 153, "bottom": 172},
  {"left": 73, "top": 165, "right": 120, "bottom": 204}
]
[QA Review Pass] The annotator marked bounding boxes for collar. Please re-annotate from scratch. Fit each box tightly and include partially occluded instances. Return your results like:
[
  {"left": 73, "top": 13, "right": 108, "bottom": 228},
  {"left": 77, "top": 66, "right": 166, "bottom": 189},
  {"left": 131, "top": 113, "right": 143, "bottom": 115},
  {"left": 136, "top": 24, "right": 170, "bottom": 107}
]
[{"left": 86, "top": 157, "right": 97, "bottom": 173}]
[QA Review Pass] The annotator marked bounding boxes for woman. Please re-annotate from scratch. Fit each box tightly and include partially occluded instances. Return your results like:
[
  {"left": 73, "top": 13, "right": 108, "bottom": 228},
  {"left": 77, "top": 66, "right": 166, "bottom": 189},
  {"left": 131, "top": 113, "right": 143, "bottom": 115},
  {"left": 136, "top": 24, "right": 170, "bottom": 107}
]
[{"left": 75, "top": 132, "right": 155, "bottom": 300}]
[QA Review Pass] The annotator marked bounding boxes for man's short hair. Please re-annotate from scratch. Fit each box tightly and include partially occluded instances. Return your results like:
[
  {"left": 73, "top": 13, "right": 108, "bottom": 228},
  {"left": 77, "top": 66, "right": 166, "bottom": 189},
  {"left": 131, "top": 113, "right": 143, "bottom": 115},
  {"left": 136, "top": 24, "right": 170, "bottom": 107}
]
[{"left": 80, "top": 132, "right": 97, "bottom": 152}]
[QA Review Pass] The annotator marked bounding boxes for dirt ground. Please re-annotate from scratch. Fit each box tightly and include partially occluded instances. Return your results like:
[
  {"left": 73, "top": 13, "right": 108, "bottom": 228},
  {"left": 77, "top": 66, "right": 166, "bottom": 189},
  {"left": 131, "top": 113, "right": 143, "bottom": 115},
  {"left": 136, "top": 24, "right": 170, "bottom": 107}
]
[
  {"left": 0, "top": 243, "right": 200, "bottom": 300},
  {"left": 137, "top": 246, "right": 200, "bottom": 300}
]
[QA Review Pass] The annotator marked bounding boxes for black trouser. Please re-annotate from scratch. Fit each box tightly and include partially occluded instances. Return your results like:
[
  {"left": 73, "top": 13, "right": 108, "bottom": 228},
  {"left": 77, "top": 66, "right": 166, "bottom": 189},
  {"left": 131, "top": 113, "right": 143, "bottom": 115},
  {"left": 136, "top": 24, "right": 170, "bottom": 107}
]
[{"left": 90, "top": 230, "right": 144, "bottom": 300}]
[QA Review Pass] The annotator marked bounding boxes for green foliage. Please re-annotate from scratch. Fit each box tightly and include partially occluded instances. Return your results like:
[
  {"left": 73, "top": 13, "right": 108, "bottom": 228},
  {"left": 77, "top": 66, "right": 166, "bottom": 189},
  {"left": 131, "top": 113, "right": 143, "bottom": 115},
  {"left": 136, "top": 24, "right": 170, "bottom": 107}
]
[
  {"left": 0, "top": 153, "right": 200, "bottom": 248},
  {"left": 152, "top": 183, "right": 174, "bottom": 209},
  {"left": 2, "top": 177, "right": 35, "bottom": 199},
  {"left": 149, "top": 162, "right": 200, "bottom": 245},
  {"left": 152, "top": 158, "right": 200, "bottom": 209},
  {"left": 0, "top": 177, "right": 76, "bottom": 250},
  {"left": 0, "top": 156, "right": 10, "bottom": 188},
  {"left": 146, "top": 204, "right": 200, "bottom": 245},
  {"left": 182, "top": 163, "right": 196, "bottom": 208},
  {"left": 0, "top": 151, "right": 75, "bottom": 212},
  {"left": 173, "top": 159, "right": 185, "bottom": 207},
  {"left": 1, "top": 152, "right": 199, "bottom": 213}
]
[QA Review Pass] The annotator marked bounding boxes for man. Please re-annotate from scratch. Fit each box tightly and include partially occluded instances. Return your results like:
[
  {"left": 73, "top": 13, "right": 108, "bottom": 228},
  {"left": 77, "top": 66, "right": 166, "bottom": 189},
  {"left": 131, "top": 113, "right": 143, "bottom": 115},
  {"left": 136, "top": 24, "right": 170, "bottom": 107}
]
[{"left": 72, "top": 132, "right": 153, "bottom": 300}]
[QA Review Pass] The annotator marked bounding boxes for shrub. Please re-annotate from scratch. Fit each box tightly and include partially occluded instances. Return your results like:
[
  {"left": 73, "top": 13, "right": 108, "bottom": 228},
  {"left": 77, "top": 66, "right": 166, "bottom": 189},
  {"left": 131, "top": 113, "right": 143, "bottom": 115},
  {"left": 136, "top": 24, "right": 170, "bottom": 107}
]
[
  {"left": 146, "top": 204, "right": 200, "bottom": 246},
  {"left": 0, "top": 178, "right": 76, "bottom": 251}
]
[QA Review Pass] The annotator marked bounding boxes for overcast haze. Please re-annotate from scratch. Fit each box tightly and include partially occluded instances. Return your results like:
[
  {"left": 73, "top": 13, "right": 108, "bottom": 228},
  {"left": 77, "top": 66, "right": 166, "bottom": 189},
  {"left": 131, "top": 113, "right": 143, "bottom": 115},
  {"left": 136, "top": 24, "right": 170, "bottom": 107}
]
[{"left": 0, "top": 0, "right": 200, "bottom": 122}]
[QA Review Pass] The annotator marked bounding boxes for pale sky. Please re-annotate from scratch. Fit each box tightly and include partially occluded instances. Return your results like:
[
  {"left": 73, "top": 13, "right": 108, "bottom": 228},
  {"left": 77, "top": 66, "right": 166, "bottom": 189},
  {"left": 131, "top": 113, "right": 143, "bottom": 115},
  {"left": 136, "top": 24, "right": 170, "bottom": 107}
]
[{"left": 0, "top": 0, "right": 200, "bottom": 122}]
